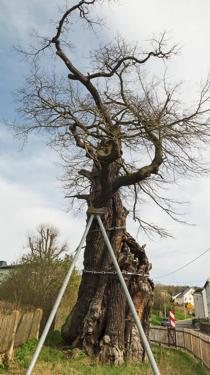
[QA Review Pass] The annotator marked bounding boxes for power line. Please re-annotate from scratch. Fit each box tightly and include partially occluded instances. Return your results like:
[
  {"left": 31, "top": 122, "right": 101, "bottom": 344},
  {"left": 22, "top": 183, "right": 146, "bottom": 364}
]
[{"left": 155, "top": 248, "right": 210, "bottom": 279}]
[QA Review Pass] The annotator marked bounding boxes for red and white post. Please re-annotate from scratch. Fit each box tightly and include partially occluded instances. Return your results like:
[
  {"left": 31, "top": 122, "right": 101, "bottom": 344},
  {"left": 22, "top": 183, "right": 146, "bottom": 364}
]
[{"left": 169, "top": 310, "right": 176, "bottom": 328}]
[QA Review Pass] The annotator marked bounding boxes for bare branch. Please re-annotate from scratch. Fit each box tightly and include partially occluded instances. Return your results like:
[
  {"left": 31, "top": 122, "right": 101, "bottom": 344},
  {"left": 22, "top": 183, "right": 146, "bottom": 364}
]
[{"left": 15, "top": 1, "right": 210, "bottom": 237}]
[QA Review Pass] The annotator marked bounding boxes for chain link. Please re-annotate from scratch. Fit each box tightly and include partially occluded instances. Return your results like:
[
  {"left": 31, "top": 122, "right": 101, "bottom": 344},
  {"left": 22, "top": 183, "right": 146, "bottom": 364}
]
[
  {"left": 90, "top": 226, "right": 126, "bottom": 232},
  {"left": 83, "top": 270, "right": 149, "bottom": 277}
]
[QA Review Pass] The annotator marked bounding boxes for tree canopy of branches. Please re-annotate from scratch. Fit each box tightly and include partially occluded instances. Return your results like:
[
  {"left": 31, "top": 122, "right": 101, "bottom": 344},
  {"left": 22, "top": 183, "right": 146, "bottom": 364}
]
[
  {"left": 153, "top": 285, "right": 172, "bottom": 314},
  {"left": 14, "top": 0, "right": 210, "bottom": 364}
]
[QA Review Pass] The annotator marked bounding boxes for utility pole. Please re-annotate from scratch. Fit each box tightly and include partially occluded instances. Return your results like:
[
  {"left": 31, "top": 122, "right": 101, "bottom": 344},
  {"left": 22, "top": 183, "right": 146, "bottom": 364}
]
[
  {"left": 184, "top": 302, "right": 186, "bottom": 319},
  {"left": 164, "top": 291, "right": 167, "bottom": 318}
]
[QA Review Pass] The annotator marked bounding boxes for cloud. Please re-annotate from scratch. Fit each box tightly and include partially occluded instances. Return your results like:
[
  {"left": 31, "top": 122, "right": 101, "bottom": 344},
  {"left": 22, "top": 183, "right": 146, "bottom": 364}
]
[
  {"left": 1, "top": 0, "right": 210, "bottom": 288},
  {"left": 0, "top": 125, "right": 85, "bottom": 263},
  {"left": 0, "top": 174, "right": 85, "bottom": 264},
  {"left": 128, "top": 174, "right": 210, "bottom": 286},
  {"left": 0, "top": 125, "right": 60, "bottom": 202},
  {"left": 102, "top": 0, "right": 210, "bottom": 90},
  {"left": 0, "top": 0, "right": 58, "bottom": 42}
]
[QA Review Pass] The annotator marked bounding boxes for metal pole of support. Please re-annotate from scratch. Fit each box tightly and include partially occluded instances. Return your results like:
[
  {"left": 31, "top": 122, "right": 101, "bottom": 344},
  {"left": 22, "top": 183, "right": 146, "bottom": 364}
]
[
  {"left": 96, "top": 215, "right": 160, "bottom": 375},
  {"left": 26, "top": 214, "right": 94, "bottom": 375}
]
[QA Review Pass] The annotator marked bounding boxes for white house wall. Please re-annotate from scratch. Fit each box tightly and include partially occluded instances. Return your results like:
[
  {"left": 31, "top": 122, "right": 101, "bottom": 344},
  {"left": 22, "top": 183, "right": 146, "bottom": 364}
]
[
  {"left": 205, "top": 282, "right": 210, "bottom": 319},
  {"left": 175, "top": 288, "right": 195, "bottom": 306},
  {"left": 193, "top": 292, "right": 206, "bottom": 319},
  {"left": 202, "top": 289, "right": 208, "bottom": 318},
  {"left": 185, "top": 289, "right": 195, "bottom": 305}
]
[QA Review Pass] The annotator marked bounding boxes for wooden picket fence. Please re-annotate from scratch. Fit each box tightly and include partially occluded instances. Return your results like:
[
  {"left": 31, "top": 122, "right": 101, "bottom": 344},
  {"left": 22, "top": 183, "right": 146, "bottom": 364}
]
[
  {"left": 0, "top": 308, "right": 42, "bottom": 359},
  {"left": 150, "top": 325, "right": 210, "bottom": 369}
]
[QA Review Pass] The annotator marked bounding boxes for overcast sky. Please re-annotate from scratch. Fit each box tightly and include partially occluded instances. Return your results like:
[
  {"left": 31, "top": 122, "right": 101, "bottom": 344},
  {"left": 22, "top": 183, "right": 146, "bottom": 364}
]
[{"left": 1, "top": 0, "right": 210, "bottom": 287}]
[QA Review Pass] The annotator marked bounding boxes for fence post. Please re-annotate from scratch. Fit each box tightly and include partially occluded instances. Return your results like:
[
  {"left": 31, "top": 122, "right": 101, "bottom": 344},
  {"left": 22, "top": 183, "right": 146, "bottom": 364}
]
[
  {"left": 190, "top": 331, "right": 193, "bottom": 353},
  {"left": 199, "top": 333, "right": 203, "bottom": 364},
  {"left": 6, "top": 310, "right": 20, "bottom": 361},
  {"left": 183, "top": 329, "right": 185, "bottom": 350},
  {"left": 34, "top": 309, "right": 43, "bottom": 340},
  {"left": 150, "top": 326, "right": 210, "bottom": 370}
]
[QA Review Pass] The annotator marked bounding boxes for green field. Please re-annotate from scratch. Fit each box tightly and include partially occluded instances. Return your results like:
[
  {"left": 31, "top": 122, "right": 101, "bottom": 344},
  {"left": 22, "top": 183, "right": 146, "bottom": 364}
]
[
  {"left": 0, "top": 338, "right": 209, "bottom": 375},
  {"left": 151, "top": 311, "right": 162, "bottom": 325}
]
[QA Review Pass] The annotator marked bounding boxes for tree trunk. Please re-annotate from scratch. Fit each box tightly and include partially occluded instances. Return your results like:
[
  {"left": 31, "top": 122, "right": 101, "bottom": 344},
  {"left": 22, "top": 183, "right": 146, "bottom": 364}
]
[{"left": 61, "top": 160, "right": 154, "bottom": 364}]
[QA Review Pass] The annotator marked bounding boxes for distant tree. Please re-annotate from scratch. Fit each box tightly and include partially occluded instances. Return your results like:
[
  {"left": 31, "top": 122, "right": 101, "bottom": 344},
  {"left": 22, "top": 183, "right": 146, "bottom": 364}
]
[
  {"left": 15, "top": 0, "right": 210, "bottom": 364},
  {"left": 153, "top": 284, "right": 171, "bottom": 316},
  {"left": 27, "top": 224, "right": 67, "bottom": 261},
  {"left": 0, "top": 224, "right": 80, "bottom": 331}
]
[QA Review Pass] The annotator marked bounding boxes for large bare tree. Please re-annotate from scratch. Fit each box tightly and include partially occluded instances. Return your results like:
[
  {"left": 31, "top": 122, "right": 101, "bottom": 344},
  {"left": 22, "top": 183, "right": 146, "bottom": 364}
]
[{"left": 16, "top": 0, "right": 210, "bottom": 364}]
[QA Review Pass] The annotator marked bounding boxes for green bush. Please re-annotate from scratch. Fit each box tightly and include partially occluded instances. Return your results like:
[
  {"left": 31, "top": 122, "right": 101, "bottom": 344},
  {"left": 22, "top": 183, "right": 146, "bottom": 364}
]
[{"left": 0, "top": 224, "right": 81, "bottom": 333}]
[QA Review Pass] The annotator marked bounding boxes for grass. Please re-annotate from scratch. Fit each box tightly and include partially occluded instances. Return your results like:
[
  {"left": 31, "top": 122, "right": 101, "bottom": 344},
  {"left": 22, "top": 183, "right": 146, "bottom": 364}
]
[
  {"left": 151, "top": 312, "right": 162, "bottom": 326},
  {"left": 0, "top": 336, "right": 209, "bottom": 375},
  {"left": 174, "top": 308, "right": 191, "bottom": 321}
]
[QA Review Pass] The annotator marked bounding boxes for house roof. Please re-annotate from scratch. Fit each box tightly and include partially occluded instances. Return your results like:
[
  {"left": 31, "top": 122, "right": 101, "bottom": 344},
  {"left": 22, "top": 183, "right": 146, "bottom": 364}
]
[
  {"left": 174, "top": 287, "right": 195, "bottom": 299},
  {"left": 204, "top": 278, "right": 210, "bottom": 289},
  {"left": 193, "top": 287, "right": 204, "bottom": 294},
  {"left": 172, "top": 292, "right": 182, "bottom": 299},
  {"left": 0, "top": 264, "right": 21, "bottom": 271},
  {"left": 0, "top": 265, "right": 16, "bottom": 270}
]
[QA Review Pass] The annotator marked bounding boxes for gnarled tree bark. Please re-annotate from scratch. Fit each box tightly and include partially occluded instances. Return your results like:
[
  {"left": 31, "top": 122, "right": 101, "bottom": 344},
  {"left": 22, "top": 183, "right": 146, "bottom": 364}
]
[{"left": 61, "top": 157, "right": 154, "bottom": 364}]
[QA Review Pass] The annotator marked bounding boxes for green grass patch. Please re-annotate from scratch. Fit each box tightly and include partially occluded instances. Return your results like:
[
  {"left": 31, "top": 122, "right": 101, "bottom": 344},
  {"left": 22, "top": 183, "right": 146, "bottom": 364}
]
[
  {"left": 1, "top": 339, "right": 209, "bottom": 375},
  {"left": 14, "top": 338, "right": 64, "bottom": 369},
  {"left": 153, "top": 345, "right": 210, "bottom": 375},
  {"left": 174, "top": 309, "right": 191, "bottom": 321},
  {"left": 151, "top": 312, "right": 162, "bottom": 325}
]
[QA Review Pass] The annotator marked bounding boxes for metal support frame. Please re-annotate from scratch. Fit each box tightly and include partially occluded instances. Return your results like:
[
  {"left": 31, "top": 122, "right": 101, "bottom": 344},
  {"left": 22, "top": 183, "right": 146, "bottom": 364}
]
[
  {"left": 26, "top": 213, "right": 160, "bottom": 375},
  {"left": 26, "top": 214, "right": 94, "bottom": 375}
]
